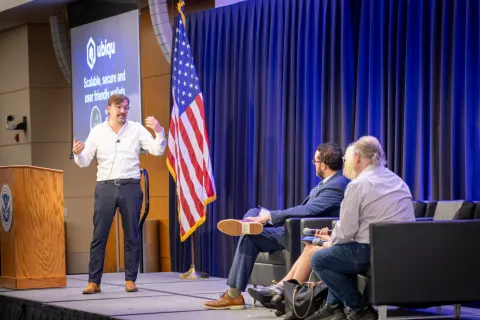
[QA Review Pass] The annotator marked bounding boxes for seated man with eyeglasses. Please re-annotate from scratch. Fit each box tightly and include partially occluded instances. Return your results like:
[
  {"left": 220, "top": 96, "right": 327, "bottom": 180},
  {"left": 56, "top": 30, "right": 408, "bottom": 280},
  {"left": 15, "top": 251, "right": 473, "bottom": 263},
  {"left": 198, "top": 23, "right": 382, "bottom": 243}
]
[{"left": 204, "top": 142, "right": 350, "bottom": 310}]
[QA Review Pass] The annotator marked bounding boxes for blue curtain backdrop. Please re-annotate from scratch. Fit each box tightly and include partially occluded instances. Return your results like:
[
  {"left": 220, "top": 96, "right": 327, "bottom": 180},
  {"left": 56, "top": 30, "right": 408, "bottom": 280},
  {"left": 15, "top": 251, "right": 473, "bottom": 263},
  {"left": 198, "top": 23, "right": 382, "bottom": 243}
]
[{"left": 169, "top": 0, "right": 480, "bottom": 277}]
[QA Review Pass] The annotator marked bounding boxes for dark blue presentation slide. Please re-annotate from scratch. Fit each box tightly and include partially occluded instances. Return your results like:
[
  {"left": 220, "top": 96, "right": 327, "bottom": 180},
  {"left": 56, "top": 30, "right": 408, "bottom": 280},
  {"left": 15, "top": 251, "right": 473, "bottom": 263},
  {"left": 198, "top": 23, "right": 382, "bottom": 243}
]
[{"left": 71, "top": 9, "right": 141, "bottom": 142}]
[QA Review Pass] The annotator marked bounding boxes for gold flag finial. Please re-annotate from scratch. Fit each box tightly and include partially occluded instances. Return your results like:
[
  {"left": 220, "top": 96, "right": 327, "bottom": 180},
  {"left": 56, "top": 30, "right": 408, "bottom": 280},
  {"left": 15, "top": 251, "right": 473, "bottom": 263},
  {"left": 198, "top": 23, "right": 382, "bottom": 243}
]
[{"left": 177, "top": 1, "right": 187, "bottom": 27}]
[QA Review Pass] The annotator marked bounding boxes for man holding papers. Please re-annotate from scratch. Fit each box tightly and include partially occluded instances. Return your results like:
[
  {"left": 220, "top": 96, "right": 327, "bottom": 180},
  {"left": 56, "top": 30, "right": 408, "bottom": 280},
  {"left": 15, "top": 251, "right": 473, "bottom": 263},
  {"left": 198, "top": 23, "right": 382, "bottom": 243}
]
[{"left": 204, "top": 142, "right": 349, "bottom": 310}]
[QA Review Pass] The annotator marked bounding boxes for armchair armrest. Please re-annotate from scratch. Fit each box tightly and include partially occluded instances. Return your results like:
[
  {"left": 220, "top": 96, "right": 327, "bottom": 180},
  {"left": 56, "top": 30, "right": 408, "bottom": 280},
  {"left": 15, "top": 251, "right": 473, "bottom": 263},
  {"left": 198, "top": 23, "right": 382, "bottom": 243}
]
[
  {"left": 415, "top": 217, "right": 433, "bottom": 221},
  {"left": 284, "top": 218, "right": 302, "bottom": 270},
  {"left": 300, "top": 217, "right": 338, "bottom": 232}
]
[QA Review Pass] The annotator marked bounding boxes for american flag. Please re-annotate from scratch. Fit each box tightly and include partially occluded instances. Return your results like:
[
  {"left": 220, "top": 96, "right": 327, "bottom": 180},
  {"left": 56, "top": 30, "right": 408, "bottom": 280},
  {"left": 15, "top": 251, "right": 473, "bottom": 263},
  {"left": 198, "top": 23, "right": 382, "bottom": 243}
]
[{"left": 166, "top": 5, "right": 216, "bottom": 242}]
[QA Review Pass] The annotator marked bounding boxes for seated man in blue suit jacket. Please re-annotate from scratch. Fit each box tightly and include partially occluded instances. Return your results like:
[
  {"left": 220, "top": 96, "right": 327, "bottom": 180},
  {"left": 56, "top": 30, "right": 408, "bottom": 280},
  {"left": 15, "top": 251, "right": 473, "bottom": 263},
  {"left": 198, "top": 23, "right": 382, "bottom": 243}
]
[{"left": 204, "top": 142, "right": 350, "bottom": 310}]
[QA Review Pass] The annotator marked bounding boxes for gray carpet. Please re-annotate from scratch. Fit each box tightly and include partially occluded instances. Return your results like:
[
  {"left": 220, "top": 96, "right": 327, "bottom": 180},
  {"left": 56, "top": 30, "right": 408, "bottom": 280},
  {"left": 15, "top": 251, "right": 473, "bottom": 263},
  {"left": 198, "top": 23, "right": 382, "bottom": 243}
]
[{"left": 0, "top": 272, "right": 479, "bottom": 319}]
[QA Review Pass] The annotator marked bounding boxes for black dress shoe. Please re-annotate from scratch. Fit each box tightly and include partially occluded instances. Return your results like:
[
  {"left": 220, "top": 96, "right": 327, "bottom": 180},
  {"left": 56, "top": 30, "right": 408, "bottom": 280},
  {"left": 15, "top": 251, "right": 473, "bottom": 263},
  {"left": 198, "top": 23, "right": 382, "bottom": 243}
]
[
  {"left": 275, "top": 308, "right": 285, "bottom": 317},
  {"left": 305, "top": 304, "right": 346, "bottom": 320},
  {"left": 247, "top": 284, "right": 284, "bottom": 309},
  {"left": 345, "top": 306, "right": 378, "bottom": 320},
  {"left": 271, "top": 294, "right": 285, "bottom": 316},
  {"left": 265, "top": 284, "right": 284, "bottom": 296}
]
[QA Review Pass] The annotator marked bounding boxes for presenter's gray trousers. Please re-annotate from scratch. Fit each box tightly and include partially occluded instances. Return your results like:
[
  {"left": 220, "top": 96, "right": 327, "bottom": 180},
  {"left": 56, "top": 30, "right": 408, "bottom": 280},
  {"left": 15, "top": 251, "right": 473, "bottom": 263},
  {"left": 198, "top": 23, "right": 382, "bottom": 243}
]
[{"left": 88, "top": 179, "right": 143, "bottom": 284}]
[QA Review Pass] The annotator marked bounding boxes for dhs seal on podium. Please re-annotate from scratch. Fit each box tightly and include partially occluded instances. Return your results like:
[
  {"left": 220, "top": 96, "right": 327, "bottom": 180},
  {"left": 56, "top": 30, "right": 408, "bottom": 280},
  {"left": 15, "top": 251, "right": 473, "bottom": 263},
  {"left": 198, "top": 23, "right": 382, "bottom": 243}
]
[{"left": 1, "top": 184, "right": 13, "bottom": 232}]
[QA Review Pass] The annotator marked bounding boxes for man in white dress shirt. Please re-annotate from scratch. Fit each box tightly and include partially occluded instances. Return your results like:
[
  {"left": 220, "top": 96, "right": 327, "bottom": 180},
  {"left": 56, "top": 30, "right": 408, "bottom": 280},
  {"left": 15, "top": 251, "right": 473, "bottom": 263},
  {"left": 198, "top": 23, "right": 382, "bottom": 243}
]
[
  {"left": 306, "top": 136, "right": 415, "bottom": 320},
  {"left": 72, "top": 94, "right": 167, "bottom": 294}
]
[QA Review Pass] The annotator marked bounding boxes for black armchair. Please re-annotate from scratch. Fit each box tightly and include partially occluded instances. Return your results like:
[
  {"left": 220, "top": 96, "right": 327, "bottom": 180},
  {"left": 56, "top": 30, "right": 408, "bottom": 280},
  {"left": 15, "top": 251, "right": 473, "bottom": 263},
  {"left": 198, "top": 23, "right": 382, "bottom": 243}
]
[
  {"left": 414, "top": 200, "right": 474, "bottom": 221},
  {"left": 302, "top": 200, "right": 477, "bottom": 319},
  {"left": 249, "top": 217, "right": 338, "bottom": 287},
  {"left": 412, "top": 200, "right": 427, "bottom": 218},
  {"left": 249, "top": 199, "right": 478, "bottom": 312},
  {"left": 362, "top": 220, "right": 480, "bottom": 319},
  {"left": 474, "top": 201, "right": 480, "bottom": 219},
  {"left": 249, "top": 218, "right": 300, "bottom": 287}
]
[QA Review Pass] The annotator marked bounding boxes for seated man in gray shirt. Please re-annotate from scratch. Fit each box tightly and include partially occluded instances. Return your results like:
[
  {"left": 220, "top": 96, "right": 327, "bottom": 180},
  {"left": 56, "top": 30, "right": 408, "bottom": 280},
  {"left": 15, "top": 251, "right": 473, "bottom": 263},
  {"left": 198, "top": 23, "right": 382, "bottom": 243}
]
[{"left": 307, "top": 136, "right": 415, "bottom": 320}]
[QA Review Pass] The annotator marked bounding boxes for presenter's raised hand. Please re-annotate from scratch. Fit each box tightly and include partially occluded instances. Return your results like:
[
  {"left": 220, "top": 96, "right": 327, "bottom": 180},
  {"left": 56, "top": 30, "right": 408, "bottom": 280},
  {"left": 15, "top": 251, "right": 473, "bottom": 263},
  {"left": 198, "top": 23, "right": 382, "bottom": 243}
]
[
  {"left": 72, "top": 139, "right": 85, "bottom": 154},
  {"left": 145, "top": 116, "right": 163, "bottom": 133}
]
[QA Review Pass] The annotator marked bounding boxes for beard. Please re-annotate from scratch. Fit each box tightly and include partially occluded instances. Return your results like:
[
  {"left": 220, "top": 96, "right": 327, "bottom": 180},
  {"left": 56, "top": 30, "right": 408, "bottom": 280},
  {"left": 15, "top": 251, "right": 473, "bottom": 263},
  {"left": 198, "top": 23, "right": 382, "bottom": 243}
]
[
  {"left": 116, "top": 114, "right": 126, "bottom": 123},
  {"left": 343, "top": 159, "right": 358, "bottom": 180},
  {"left": 316, "top": 168, "right": 325, "bottom": 179}
]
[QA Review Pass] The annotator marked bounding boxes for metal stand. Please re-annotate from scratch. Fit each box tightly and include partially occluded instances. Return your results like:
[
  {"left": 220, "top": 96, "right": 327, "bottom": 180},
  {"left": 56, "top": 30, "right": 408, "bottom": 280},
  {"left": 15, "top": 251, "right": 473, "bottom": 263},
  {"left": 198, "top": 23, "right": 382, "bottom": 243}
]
[
  {"left": 378, "top": 305, "right": 387, "bottom": 320},
  {"left": 454, "top": 304, "right": 461, "bottom": 318},
  {"left": 179, "top": 235, "right": 208, "bottom": 279}
]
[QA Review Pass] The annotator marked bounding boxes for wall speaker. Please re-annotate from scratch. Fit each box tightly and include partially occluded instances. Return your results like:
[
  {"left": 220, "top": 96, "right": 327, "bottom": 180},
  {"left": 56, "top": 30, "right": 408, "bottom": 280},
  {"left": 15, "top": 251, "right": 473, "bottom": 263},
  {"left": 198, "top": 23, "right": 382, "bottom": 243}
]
[
  {"left": 148, "top": 0, "right": 172, "bottom": 63},
  {"left": 49, "top": 15, "right": 72, "bottom": 84}
]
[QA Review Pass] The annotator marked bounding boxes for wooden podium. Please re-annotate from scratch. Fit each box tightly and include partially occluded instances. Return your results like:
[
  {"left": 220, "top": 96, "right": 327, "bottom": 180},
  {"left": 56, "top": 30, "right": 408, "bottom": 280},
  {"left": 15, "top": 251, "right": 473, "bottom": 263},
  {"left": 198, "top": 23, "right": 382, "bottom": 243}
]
[{"left": 0, "top": 166, "right": 66, "bottom": 289}]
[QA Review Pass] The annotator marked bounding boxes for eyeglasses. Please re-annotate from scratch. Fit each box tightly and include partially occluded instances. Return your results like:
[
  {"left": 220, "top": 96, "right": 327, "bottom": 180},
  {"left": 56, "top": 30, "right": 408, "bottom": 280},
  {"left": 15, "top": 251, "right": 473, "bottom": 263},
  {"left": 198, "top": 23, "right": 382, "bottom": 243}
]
[
  {"left": 114, "top": 105, "right": 130, "bottom": 111},
  {"left": 312, "top": 160, "right": 322, "bottom": 165}
]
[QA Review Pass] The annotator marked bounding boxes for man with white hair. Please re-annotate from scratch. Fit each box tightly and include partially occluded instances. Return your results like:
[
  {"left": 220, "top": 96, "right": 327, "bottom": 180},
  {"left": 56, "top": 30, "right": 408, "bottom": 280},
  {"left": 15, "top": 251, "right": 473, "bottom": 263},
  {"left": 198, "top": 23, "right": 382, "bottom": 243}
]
[{"left": 306, "top": 136, "right": 415, "bottom": 320}]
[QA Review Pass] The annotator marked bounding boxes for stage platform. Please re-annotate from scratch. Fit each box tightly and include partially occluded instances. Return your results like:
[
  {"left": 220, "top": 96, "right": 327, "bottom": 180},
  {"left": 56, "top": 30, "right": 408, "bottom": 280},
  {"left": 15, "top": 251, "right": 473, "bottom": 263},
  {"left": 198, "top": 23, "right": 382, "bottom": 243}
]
[{"left": 0, "top": 272, "right": 480, "bottom": 319}]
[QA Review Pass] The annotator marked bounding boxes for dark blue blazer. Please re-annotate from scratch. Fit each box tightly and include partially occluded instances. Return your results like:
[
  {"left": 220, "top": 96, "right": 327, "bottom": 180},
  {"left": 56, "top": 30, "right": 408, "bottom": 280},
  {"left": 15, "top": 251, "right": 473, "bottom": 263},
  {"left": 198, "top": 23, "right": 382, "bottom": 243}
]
[{"left": 270, "top": 171, "right": 350, "bottom": 226}]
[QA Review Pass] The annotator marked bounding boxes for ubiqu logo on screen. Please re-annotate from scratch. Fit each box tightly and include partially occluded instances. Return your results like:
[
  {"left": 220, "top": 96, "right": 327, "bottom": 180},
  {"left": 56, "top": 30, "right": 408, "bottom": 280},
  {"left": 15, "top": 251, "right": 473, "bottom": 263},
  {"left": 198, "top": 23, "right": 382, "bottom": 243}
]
[{"left": 86, "top": 37, "right": 116, "bottom": 70}]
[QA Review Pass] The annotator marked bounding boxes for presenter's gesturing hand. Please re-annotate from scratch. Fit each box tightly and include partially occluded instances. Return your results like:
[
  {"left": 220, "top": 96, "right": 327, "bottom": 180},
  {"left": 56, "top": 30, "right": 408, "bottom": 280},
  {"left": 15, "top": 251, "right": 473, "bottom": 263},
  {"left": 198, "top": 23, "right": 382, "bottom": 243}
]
[
  {"left": 144, "top": 116, "right": 164, "bottom": 134},
  {"left": 72, "top": 139, "right": 85, "bottom": 154}
]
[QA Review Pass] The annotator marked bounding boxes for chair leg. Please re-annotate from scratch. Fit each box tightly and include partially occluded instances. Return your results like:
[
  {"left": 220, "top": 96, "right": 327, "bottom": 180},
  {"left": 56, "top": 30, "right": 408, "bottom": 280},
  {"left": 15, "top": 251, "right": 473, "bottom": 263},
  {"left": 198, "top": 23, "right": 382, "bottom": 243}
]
[
  {"left": 436, "top": 306, "right": 442, "bottom": 314},
  {"left": 377, "top": 305, "right": 387, "bottom": 320},
  {"left": 252, "top": 285, "right": 257, "bottom": 306},
  {"left": 454, "top": 304, "right": 461, "bottom": 318}
]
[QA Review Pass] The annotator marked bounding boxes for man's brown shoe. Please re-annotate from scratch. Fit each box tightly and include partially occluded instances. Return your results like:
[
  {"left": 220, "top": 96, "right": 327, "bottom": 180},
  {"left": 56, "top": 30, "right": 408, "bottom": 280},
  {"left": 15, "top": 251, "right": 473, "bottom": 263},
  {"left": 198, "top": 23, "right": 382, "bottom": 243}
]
[
  {"left": 82, "top": 282, "right": 101, "bottom": 294},
  {"left": 217, "top": 219, "right": 263, "bottom": 236},
  {"left": 204, "top": 292, "right": 246, "bottom": 310},
  {"left": 125, "top": 281, "right": 138, "bottom": 292}
]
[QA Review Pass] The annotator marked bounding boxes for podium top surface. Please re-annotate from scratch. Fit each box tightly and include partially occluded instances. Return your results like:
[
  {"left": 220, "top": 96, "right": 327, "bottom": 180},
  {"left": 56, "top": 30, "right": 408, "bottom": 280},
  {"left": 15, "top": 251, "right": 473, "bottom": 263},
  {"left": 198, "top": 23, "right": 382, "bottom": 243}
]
[{"left": 0, "top": 165, "right": 63, "bottom": 173}]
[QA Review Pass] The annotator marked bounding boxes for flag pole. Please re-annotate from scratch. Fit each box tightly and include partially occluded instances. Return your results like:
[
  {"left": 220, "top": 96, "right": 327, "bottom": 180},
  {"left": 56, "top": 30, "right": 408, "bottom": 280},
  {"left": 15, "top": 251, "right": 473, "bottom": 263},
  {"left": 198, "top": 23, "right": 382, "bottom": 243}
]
[
  {"left": 175, "top": 0, "right": 208, "bottom": 280},
  {"left": 179, "top": 234, "right": 208, "bottom": 279}
]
